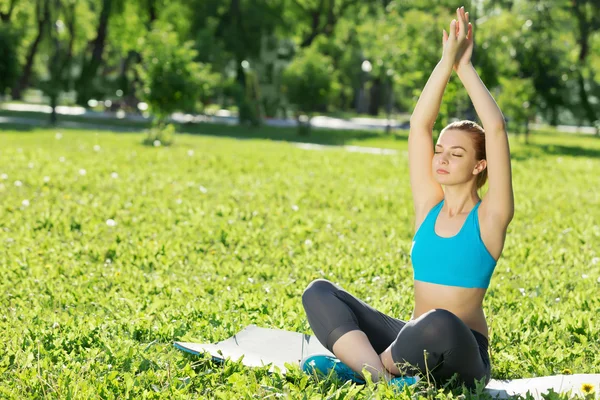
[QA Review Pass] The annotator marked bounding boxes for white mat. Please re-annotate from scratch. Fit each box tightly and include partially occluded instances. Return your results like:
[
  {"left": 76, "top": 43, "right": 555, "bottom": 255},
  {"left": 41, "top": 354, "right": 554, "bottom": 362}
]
[{"left": 175, "top": 325, "right": 599, "bottom": 399}]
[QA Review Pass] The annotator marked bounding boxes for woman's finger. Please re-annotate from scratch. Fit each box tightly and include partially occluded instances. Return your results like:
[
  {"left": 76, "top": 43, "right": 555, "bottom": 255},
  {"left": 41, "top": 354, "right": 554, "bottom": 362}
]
[
  {"left": 465, "top": 11, "right": 469, "bottom": 23},
  {"left": 443, "top": 29, "right": 448, "bottom": 45},
  {"left": 449, "top": 19, "right": 456, "bottom": 41},
  {"left": 467, "top": 23, "right": 472, "bottom": 40},
  {"left": 457, "top": 7, "right": 467, "bottom": 38}
]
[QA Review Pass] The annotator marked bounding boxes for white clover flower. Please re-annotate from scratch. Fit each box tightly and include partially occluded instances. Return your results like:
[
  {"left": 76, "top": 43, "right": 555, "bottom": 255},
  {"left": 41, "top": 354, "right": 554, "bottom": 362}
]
[
  {"left": 93, "top": 145, "right": 101, "bottom": 152},
  {"left": 248, "top": 277, "right": 254, "bottom": 283},
  {"left": 59, "top": 157, "right": 65, "bottom": 163},
  {"left": 111, "top": 172, "right": 119, "bottom": 179},
  {"left": 28, "top": 162, "right": 34, "bottom": 169},
  {"left": 199, "top": 185, "right": 208, "bottom": 193},
  {"left": 22, "top": 199, "right": 30, "bottom": 207},
  {"left": 43, "top": 176, "right": 50, "bottom": 183},
  {"left": 176, "top": 198, "right": 182, "bottom": 204},
  {"left": 55, "top": 133, "right": 63, "bottom": 140},
  {"left": 187, "top": 150, "right": 194, "bottom": 156},
  {"left": 582, "top": 274, "right": 588, "bottom": 279},
  {"left": 153, "top": 140, "right": 161, "bottom": 147},
  {"left": 106, "top": 219, "right": 117, "bottom": 227},
  {"left": 304, "top": 239, "right": 313, "bottom": 247},
  {"left": 1, "top": 173, "right": 7, "bottom": 180},
  {"left": 291, "top": 205, "right": 299, "bottom": 211},
  {"left": 14, "top": 180, "right": 22, "bottom": 187},
  {"left": 79, "top": 169, "right": 86, "bottom": 176}
]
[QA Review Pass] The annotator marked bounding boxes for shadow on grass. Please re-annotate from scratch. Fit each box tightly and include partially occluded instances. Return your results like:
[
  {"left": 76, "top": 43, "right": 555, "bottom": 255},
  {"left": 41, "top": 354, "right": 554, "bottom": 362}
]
[
  {"left": 0, "top": 123, "right": 36, "bottom": 132},
  {"left": 511, "top": 141, "right": 600, "bottom": 160},
  {"left": 531, "top": 143, "right": 600, "bottom": 158},
  {"left": 0, "top": 110, "right": 407, "bottom": 146},
  {"left": 176, "top": 121, "right": 407, "bottom": 146}
]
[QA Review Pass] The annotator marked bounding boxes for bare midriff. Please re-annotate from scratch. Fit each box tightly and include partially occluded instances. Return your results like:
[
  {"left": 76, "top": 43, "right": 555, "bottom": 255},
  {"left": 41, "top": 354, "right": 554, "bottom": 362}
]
[{"left": 410, "top": 280, "right": 489, "bottom": 341}]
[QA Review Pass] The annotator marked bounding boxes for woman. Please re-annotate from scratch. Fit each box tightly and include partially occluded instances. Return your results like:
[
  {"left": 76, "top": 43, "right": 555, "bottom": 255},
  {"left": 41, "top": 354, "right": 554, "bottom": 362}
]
[{"left": 301, "top": 6, "right": 514, "bottom": 391}]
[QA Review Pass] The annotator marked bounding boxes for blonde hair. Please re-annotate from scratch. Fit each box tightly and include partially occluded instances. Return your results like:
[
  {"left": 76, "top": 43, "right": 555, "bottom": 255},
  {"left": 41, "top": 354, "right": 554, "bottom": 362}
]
[{"left": 440, "top": 120, "right": 487, "bottom": 189}]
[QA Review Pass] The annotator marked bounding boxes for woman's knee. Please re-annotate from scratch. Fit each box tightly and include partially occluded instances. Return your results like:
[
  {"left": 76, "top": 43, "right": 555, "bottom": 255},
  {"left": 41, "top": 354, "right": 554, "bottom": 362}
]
[
  {"left": 302, "top": 279, "right": 337, "bottom": 306},
  {"left": 419, "top": 308, "right": 462, "bottom": 328},
  {"left": 418, "top": 308, "right": 471, "bottom": 345}
]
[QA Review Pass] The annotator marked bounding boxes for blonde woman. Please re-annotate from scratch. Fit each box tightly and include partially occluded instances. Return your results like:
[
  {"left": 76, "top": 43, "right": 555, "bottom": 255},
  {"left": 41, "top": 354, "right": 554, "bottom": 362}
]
[{"left": 301, "top": 6, "right": 514, "bottom": 392}]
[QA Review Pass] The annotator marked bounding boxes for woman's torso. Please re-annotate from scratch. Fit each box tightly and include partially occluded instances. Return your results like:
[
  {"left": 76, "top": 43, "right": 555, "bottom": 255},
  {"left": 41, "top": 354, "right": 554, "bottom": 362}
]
[{"left": 410, "top": 201, "right": 507, "bottom": 341}]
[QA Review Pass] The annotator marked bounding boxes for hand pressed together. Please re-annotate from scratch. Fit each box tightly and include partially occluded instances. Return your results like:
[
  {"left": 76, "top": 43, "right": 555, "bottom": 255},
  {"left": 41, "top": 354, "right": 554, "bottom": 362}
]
[{"left": 441, "top": 6, "right": 473, "bottom": 72}]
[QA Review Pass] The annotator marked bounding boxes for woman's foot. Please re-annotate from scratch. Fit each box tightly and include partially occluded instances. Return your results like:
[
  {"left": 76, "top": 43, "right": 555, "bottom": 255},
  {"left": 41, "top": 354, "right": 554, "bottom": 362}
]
[
  {"left": 300, "top": 354, "right": 366, "bottom": 384},
  {"left": 386, "top": 375, "right": 421, "bottom": 394}
]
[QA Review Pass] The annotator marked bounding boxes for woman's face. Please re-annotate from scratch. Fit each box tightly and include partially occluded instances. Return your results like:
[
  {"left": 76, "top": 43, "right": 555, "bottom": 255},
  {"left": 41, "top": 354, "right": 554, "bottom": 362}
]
[{"left": 432, "top": 129, "right": 483, "bottom": 186}]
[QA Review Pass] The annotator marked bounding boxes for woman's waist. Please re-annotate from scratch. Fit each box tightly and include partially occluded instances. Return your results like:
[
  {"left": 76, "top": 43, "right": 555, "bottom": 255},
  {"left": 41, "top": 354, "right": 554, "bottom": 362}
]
[{"left": 411, "top": 298, "right": 489, "bottom": 339}]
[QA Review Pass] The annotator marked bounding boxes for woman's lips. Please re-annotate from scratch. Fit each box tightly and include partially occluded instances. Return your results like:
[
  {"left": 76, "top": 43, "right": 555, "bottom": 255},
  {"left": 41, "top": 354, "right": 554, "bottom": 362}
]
[{"left": 436, "top": 169, "right": 449, "bottom": 174}]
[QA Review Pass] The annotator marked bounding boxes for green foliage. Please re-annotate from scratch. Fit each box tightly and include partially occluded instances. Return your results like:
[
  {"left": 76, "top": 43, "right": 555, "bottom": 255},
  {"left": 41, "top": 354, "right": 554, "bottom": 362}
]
[
  {"left": 0, "top": 25, "right": 20, "bottom": 96},
  {"left": 142, "top": 120, "right": 176, "bottom": 147},
  {"left": 136, "top": 22, "right": 219, "bottom": 120},
  {"left": 282, "top": 47, "right": 339, "bottom": 131},
  {"left": 496, "top": 76, "right": 536, "bottom": 134}
]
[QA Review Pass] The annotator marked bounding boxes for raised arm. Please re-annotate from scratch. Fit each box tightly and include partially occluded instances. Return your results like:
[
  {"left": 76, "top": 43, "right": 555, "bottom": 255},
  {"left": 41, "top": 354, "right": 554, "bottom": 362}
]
[
  {"left": 409, "top": 17, "right": 467, "bottom": 227},
  {"left": 454, "top": 7, "right": 514, "bottom": 225}
]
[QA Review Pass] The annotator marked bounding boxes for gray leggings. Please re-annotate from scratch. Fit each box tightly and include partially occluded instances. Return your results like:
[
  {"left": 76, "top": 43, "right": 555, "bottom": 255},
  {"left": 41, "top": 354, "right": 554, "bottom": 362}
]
[{"left": 301, "top": 279, "right": 491, "bottom": 390}]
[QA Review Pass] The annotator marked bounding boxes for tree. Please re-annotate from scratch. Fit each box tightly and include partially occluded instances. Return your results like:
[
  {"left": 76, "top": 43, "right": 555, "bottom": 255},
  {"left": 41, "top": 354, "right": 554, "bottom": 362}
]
[
  {"left": 11, "top": 0, "right": 51, "bottom": 100},
  {"left": 74, "top": 0, "right": 125, "bottom": 105},
  {"left": 0, "top": 25, "right": 20, "bottom": 99},
  {"left": 567, "top": 0, "right": 600, "bottom": 126},
  {"left": 189, "top": 0, "right": 285, "bottom": 126},
  {"left": 0, "top": 0, "right": 18, "bottom": 22},
  {"left": 136, "top": 22, "right": 218, "bottom": 144},
  {"left": 496, "top": 76, "right": 536, "bottom": 142},
  {"left": 37, "top": 0, "right": 75, "bottom": 124},
  {"left": 282, "top": 46, "right": 338, "bottom": 135}
]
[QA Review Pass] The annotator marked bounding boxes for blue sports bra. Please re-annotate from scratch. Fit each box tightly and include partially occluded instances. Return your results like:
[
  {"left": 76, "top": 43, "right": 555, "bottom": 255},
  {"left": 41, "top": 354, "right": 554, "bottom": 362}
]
[{"left": 410, "top": 200, "right": 497, "bottom": 289}]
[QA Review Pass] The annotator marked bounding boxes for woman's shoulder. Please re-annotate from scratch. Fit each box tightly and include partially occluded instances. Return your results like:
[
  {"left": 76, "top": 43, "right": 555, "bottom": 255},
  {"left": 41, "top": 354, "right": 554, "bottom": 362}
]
[
  {"left": 477, "top": 202, "right": 512, "bottom": 261},
  {"left": 414, "top": 197, "right": 444, "bottom": 233}
]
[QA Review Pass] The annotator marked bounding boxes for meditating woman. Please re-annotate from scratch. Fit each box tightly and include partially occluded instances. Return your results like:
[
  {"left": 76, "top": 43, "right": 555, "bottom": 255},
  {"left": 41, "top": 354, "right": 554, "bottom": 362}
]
[{"left": 301, "top": 6, "right": 514, "bottom": 391}]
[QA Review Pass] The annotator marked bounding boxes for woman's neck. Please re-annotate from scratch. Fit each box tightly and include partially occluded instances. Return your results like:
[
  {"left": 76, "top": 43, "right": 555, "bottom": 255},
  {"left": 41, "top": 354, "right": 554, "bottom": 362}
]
[{"left": 442, "top": 186, "right": 480, "bottom": 216}]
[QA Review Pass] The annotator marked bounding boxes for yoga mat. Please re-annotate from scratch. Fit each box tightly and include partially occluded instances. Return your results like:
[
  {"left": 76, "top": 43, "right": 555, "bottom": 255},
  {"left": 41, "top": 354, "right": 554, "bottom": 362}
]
[{"left": 175, "top": 325, "right": 599, "bottom": 399}]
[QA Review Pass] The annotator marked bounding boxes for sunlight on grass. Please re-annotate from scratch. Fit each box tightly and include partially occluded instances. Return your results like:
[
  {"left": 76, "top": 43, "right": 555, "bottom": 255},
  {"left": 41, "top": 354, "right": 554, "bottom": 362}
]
[{"left": 0, "top": 127, "right": 598, "bottom": 398}]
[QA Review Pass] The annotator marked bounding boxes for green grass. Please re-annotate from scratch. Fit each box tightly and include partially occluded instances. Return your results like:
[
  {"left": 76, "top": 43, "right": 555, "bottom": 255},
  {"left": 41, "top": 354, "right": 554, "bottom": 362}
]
[{"left": 0, "top": 127, "right": 599, "bottom": 399}]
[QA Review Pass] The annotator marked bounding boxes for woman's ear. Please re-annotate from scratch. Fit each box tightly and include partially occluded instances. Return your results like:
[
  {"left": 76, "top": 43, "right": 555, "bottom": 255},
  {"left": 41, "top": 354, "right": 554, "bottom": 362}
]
[{"left": 473, "top": 159, "right": 487, "bottom": 174}]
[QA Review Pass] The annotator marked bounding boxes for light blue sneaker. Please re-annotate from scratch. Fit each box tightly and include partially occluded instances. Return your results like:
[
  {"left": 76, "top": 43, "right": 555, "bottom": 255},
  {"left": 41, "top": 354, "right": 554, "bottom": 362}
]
[
  {"left": 388, "top": 375, "right": 420, "bottom": 393},
  {"left": 300, "top": 354, "right": 366, "bottom": 384}
]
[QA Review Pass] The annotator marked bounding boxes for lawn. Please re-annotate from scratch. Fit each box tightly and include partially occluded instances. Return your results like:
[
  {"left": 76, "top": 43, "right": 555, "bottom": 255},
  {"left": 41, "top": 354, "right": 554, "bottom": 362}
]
[{"left": 0, "top": 126, "right": 599, "bottom": 399}]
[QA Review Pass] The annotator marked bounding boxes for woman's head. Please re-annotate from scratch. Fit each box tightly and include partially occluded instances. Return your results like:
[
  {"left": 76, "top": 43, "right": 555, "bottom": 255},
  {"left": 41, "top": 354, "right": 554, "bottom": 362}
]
[{"left": 433, "top": 120, "right": 487, "bottom": 189}]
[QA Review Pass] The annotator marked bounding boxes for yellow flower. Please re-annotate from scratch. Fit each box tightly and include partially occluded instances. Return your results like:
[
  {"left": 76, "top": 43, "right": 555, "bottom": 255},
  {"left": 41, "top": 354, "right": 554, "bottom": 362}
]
[
  {"left": 562, "top": 368, "right": 572, "bottom": 375},
  {"left": 581, "top": 383, "right": 595, "bottom": 394}
]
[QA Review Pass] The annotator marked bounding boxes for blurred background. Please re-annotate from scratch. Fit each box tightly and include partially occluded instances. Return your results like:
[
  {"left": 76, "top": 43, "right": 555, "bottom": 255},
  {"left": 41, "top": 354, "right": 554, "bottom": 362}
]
[{"left": 0, "top": 0, "right": 598, "bottom": 137}]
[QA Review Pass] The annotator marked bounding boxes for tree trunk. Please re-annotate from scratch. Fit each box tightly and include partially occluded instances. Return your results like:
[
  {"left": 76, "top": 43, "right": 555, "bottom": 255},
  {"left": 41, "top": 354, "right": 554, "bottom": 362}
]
[
  {"left": 572, "top": 0, "right": 598, "bottom": 125},
  {"left": 11, "top": 0, "right": 50, "bottom": 100},
  {"left": 76, "top": 0, "right": 113, "bottom": 105},
  {"left": 385, "top": 78, "right": 393, "bottom": 134},
  {"left": 0, "top": 0, "right": 18, "bottom": 23},
  {"left": 368, "top": 77, "right": 381, "bottom": 116},
  {"left": 49, "top": 93, "right": 57, "bottom": 125}
]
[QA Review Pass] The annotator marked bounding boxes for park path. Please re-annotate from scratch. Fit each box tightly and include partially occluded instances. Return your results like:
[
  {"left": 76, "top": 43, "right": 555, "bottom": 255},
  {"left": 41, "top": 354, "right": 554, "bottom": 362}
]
[
  {"left": 0, "top": 113, "right": 403, "bottom": 156},
  {"left": 2, "top": 102, "right": 597, "bottom": 135}
]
